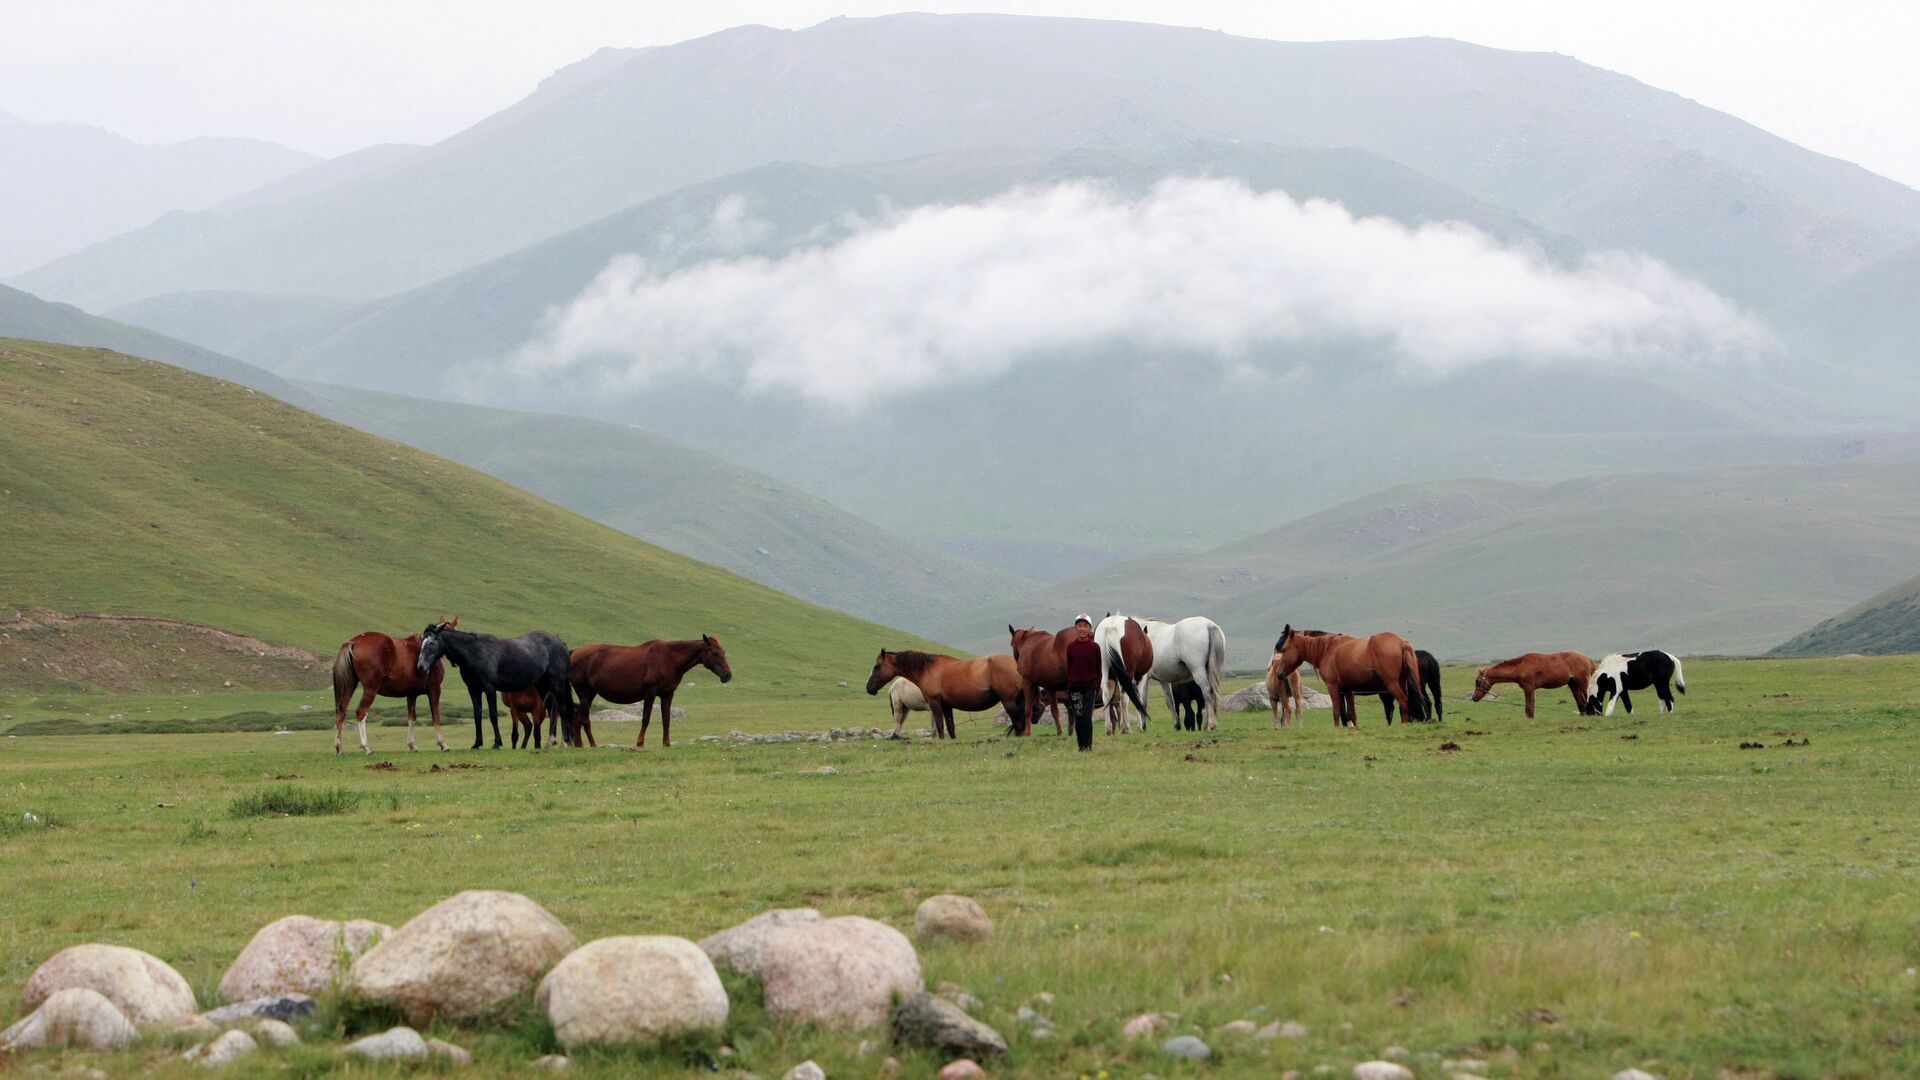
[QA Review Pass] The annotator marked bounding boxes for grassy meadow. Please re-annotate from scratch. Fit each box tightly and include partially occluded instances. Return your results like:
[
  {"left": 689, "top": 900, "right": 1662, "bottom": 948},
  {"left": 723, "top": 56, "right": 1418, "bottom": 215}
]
[{"left": 5, "top": 656, "right": 1920, "bottom": 1078}]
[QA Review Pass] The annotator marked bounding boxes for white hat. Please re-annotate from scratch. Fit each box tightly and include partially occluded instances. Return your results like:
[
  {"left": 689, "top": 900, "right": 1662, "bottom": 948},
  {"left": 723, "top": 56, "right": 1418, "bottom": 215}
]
[{"left": 1074, "top": 613, "right": 1093, "bottom": 625}]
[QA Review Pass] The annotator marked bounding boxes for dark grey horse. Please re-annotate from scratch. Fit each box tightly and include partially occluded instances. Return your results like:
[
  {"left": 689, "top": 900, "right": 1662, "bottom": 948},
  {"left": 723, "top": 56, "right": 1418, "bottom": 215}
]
[{"left": 416, "top": 624, "right": 574, "bottom": 749}]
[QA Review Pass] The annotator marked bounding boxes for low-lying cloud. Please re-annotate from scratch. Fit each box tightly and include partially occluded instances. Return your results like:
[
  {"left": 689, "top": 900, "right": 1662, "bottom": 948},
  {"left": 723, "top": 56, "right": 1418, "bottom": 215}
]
[{"left": 513, "top": 178, "right": 1767, "bottom": 408}]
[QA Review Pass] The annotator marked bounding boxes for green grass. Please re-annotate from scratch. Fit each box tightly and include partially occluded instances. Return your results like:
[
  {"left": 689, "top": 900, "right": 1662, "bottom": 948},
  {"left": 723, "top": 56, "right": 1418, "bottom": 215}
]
[
  {"left": 226, "top": 784, "right": 364, "bottom": 818},
  {"left": 0, "top": 339, "right": 941, "bottom": 692},
  {"left": 4, "top": 656, "right": 1920, "bottom": 1077}
]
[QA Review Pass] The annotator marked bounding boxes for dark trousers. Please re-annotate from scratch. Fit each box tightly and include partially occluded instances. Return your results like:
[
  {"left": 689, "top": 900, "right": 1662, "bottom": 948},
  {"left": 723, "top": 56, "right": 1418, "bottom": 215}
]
[{"left": 1069, "top": 686, "right": 1098, "bottom": 751}]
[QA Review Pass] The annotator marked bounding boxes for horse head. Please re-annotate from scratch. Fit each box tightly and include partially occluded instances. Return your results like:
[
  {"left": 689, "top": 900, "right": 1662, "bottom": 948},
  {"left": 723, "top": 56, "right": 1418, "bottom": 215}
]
[
  {"left": 417, "top": 623, "right": 448, "bottom": 675},
  {"left": 1272, "top": 624, "right": 1312, "bottom": 675},
  {"left": 866, "top": 649, "right": 899, "bottom": 695},
  {"left": 698, "top": 633, "right": 733, "bottom": 683},
  {"left": 1471, "top": 668, "right": 1494, "bottom": 701}
]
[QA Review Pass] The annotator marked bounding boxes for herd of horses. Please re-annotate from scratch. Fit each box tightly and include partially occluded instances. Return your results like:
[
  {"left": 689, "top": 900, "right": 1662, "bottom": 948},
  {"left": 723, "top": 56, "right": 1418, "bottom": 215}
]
[{"left": 330, "top": 614, "right": 1687, "bottom": 754}]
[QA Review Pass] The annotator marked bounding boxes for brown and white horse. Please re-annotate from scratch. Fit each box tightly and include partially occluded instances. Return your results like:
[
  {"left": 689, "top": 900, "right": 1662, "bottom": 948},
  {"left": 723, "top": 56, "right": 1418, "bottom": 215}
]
[
  {"left": 1009, "top": 624, "right": 1148, "bottom": 736},
  {"left": 1272, "top": 624, "right": 1426, "bottom": 728},
  {"left": 330, "top": 617, "right": 453, "bottom": 754},
  {"left": 1472, "top": 652, "right": 1597, "bottom": 717},
  {"left": 569, "top": 636, "right": 732, "bottom": 748},
  {"left": 866, "top": 650, "right": 1027, "bottom": 739},
  {"left": 1095, "top": 614, "right": 1154, "bottom": 734}
]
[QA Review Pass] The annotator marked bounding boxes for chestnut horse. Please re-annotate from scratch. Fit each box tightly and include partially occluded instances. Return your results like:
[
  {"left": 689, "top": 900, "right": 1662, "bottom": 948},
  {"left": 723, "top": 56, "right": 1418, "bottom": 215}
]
[
  {"left": 1095, "top": 614, "right": 1154, "bottom": 734},
  {"left": 1273, "top": 625, "right": 1426, "bottom": 728},
  {"left": 1264, "top": 654, "right": 1305, "bottom": 729},
  {"left": 1008, "top": 625, "right": 1148, "bottom": 736},
  {"left": 331, "top": 617, "right": 453, "bottom": 755},
  {"left": 865, "top": 650, "right": 1028, "bottom": 740},
  {"left": 570, "top": 636, "right": 732, "bottom": 748},
  {"left": 501, "top": 688, "right": 557, "bottom": 747},
  {"left": 1473, "top": 651, "right": 1596, "bottom": 717}
]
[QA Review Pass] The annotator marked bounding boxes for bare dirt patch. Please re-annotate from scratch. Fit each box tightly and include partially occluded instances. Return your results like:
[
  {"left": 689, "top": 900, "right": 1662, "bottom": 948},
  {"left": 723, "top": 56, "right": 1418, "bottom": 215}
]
[{"left": 0, "top": 607, "right": 323, "bottom": 692}]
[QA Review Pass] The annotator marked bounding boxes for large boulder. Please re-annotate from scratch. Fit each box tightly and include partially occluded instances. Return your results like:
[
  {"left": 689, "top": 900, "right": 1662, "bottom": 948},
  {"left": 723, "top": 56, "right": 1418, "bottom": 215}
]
[
  {"left": 0, "top": 987, "right": 138, "bottom": 1051},
  {"left": 699, "top": 908, "right": 822, "bottom": 978},
  {"left": 346, "top": 890, "right": 576, "bottom": 1024},
  {"left": 1222, "top": 682, "right": 1334, "bottom": 712},
  {"left": 891, "top": 991, "right": 1007, "bottom": 1059},
  {"left": 913, "top": 895, "right": 993, "bottom": 943},
  {"left": 219, "top": 914, "right": 389, "bottom": 1001},
  {"left": 760, "top": 916, "right": 922, "bottom": 1029},
  {"left": 22, "top": 943, "right": 197, "bottom": 1026},
  {"left": 536, "top": 936, "right": 728, "bottom": 1047}
]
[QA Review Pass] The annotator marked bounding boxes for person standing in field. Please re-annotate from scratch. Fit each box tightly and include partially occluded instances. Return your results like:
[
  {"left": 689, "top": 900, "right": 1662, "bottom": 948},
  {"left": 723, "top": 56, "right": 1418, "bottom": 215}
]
[{"left": 1066, "top": 614, "right": 1103, "bottom": 752}]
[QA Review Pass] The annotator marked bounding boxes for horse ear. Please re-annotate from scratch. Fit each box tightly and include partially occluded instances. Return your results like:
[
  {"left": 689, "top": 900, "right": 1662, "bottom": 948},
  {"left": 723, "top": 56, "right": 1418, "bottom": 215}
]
[
  {"left": 1008, "top": 624, "right": 1016, "bottom": 637},
  {"left": 703, "top": 633, "right": 714, "bottom": 645}
]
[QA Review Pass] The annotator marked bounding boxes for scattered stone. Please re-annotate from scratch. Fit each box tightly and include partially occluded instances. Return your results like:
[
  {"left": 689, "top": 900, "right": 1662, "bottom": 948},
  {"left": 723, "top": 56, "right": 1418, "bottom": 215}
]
[
  {"left": 914, "top": 894, "right": 994, "bottom": 943},
  {"left": 1382, "top": 1045, "right": 1411, "bottom": 1060},
  {"left": 537, "top": 935, "right": 729, "bottom": 1047},
  {"left": 1280, "top": 1020, "right": 1308, "bottom": 1038},
  {"left": 183, "top": 1028, "right": 258, "bottom": 1067},
  {"left": 878, "top": 1058, "right": 901, "bottom": 1077},
  {"left": 759, "top": 916, "right": 922, "bottom": 1030},
  {"left": 782, "top": 1062, "right": 826, "bottom": 1080},
  {"left": 1216, "top": 1019, "right": 1259, "bottom": 1037},
  {"left": 347, "top": 890, "right": 576, "bottom": 1024},
  {"left": 938, "top": 1061, "right": 987, "bottom": 1080},
  {"left": 1255, "top": 1021, "right": 1283, "bottom": 1040},
  {"left": 219, "top": 915, "right": 389, "bottom": 1001},
  {"left": 891, "top": 991, "right": 1009, "bottom": 1059},
  {"left": 1030, "top": 991, "right": 1055, "bottom": 1006},
  {"left": 1162, "top": 1035, "right": 1211, "bottom": 1060},
  {"left": 1015, "top": 1005, "right": 1051, "bottom": 1029},
  {"left": 0, "top": 987, "right": 138, "bottom": 1051},
  {"left": 1612, "top": 1071, "right": 1661, "bottom": 1080},
  {"left": 1442, "top": 1059, "right": 1489, "bottom": 1072},
  {"left": 201, "top": 993, "right": 316, "bottom": 1025},
  {"left": 22, "top": 943, "right": 197, "bottom": 1026},
  {"left": 935, "top": 981, "right": 982, "bottom": 1013},
  {"left": 1353, "top": 1064, "right": 1415, "bottom": 1080},
  {"left": 533, "top": 1054, "right": 572, "bottom": 1070},
  {"left": 250, "top": 1018, "right": 299, "bottom": 1046},
  {"left": 700, "top": 908, "right": 823, "bottom": 979},
  {"left": 1123, "top": 1012, "right": 1174, "bottom": 1039},
  {"left": 426, "top": 1037, "right": 473, "bottom": 1065},
  {"left": 1515, "top": 1006, "right": 1559, "bottom": 1025},
  {"left": 174, "top": 1014, "right": 219, "bottom": 1036},
  {"left": 1282, "top": 1072, "right": 1302, "bottom": 1080},
  {"left": 1450, "top": 1074, "right": 1492, "bottom": 1080},
  {"left": 812, "top": 766, "right": 838, "bottom": 775},
  {"left": 345, "top": 1025, "right": 430, "bottom": 1061}
]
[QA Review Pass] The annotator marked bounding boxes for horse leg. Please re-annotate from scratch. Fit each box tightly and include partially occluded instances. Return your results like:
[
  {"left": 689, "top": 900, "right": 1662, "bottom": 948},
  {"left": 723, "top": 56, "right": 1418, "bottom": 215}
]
[
  {"left": 577, "top": 691, "right": 597, "bottom": 748},
  {"left": 1657, "top": 680, "right": 1674, "bottom": 713},
  {"left": 354, "top": 682, "right": 377, "bottom": 755},
  {"left": 1615, "top": 689, "right": 1631, "bottom": 716},
  {"left": 487, "top": 690, "right": 503, "bottom": 748},
  {"left": 637, "top": 697, "right": 653, "bottom": 748},
  {"left": 405, "top": 694, "right": 419, "bottom": 751},
  {"left": 1524, "top": 687, "right": 1536, "bottom": 719},
  {"left": 428, "top": 683, "right": 448, "bottom": 751},
  {"left": 660, "top": 690, "right": 676, "bottom": 747},
  {"left": 469, "top": 685, "right": 485, "bottom": 750}
]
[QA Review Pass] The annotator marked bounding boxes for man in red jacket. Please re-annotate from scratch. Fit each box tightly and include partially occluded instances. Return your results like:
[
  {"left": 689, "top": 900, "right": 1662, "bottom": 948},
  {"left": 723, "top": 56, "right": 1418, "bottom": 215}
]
[{"left": 1065, "top": 614, "right": 1104, "bottom": 752}]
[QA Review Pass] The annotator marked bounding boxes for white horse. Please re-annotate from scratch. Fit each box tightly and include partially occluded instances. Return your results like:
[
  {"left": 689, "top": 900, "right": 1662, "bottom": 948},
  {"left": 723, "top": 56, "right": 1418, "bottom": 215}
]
[
  {"left": 1100, "top": 614, "right": 1228, "bottom": 732},
  {"left": 885, "top": 677, "right": 925, "bottom": 738}
]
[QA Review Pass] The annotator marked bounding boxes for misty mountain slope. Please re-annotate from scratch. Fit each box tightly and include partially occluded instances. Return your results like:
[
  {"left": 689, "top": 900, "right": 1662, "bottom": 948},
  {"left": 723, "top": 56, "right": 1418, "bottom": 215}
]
[
  {"left": 944, "top": 463, "right": 1920, "bottom": 662},
  {"left": 1773, "top": 570, "right": 1920, "bottom": 656},
  {"left": 15, "top": 14, "right": 1918, "bottom": 311},
  {"left": 0, "top": 112, "right": 315, "bottom": 276},
  {"left": 1781, "top": 242, "right": 1920, "bottom": 375},
  {"left": 296, "top": 382, "right": 1033, "bottom": 636},
  {"left": 106, "top": 291, "right": 354, "bottom": 358},
  {"left": 216, "top": 142, "right": 426, "bottom": 211}
]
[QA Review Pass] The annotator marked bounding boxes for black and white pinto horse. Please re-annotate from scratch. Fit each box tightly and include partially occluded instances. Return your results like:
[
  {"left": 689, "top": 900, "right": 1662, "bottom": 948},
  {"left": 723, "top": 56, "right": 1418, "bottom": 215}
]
[
  {"left": 416, "top": 624, "right": 575, "bottom": 749},
  {"left": 1586, "top": 650, "right": 1687, "bottom": 716}
]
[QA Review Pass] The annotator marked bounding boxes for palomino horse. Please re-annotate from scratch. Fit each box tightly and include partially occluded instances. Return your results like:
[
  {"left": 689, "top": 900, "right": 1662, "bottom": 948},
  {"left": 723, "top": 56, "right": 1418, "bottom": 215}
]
[
  {"left": 571, "top": 636, "right": 732, "bottom": 748},
  {"left": 331, "top": 617, "right": 454, "bottom": 754},
  {"left": 1473, "top": 651, "right": 1596, "bottom": 717},
  {"left": 1094, "top": 614, "right": 1154, "bottom": 734},
  {"left": 1127, "top": 616, "right": 1228, "bottom": 732},
  {"left": 1362, "top": 649, "right": 1444, "bottom": 724},
  {"left": 1272, "top": 625, "right": 1426, "bottom": 728},
  {"left": 867, "top": 650, "right": 1026, "bottom": 739},
  {"left": 1009, "top": 625, "right": 1148, "bottom": 736},
  {"left": 1264, "top": 654, "right": 1305, "bottom": 729},
  {"left": 416, "top": 623, "right": 575, "bottom": 749}
]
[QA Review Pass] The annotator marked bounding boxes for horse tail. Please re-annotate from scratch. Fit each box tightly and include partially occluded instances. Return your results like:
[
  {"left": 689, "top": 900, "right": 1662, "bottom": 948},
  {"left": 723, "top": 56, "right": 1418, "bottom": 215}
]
[
  {"left": 1399, "top": 643, "right": 1426, "bottom": 721},
  {"left": 332, "top": 643, "right": 357, "bottom": 712},
  {"left": 1106, "top": 646, "right": 1149, "bottom": 718},
  {"left": 1424, "top": 655, "right": 1443, "bottom": 723},
  {"left": 1672, "top": 654, "right": 1687, "bottom": 694},
  {"left": 1205, "top": 621, "right": 1227, "bottom": 711}
]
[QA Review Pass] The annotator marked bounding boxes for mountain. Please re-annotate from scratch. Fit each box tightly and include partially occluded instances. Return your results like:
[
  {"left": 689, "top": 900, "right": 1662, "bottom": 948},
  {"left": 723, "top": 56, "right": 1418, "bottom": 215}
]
[
  {"left": 296, "top": 382, "right": 1031, "bottom": 635},
  {"left": 941, "top": 464, "right": 1920, "bottom": 661},
  {"left": 1772, "top": 571, "right": 1920, "bottom": 656},
  {"left": 0, "top": 338, "right": 936, "bottom": 691},
  {"left": 0, "top": 112, "right": 315, "bottom": 276},
  {"left": 1780, "top": 242, "right": 1920, "bottom": 375},
  {"left": 106, "top": 291, "right": 354, "bottom": 359},
  {"left": 15, "top": 15, "right": 1917, "bottom": 311}
]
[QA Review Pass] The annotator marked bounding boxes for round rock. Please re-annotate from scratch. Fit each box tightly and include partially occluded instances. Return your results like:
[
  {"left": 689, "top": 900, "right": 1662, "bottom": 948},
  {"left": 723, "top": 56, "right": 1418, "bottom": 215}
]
[
  {"left": 783, "top": 1063, "right": 826, "bottom": 1080},
  {"left": 938, "top": 1061, "right": 987, "bottom": 1080},
  {"left": 1354, "top": 1063, "right": 1415, "bottom": 1080},
  {"left": 1613, "top": 1072, "right": 1662, "bottom": 1080},
  {"left": 183, "top": 1028, "right": 258, "bottom": 1067},
  {"left": 346, "top": 890, "right": 576, "bottom": 1024},
  {"left": 345, "top": 1025, "right": 430, "bottom": 1060},
  {"left": 219, "top": 914, "right": 390, "bottom": 1001},
  {"left": 761, "top": 916, "right": 922, "bottom": 1029},
  {"left": 0, "top": 987, "right": 138, "bottom": 1051},
  {"left": 536, "top": 936, "right": 728, "bottom": 1047},
  {"left": 23, "top": 943, "right": 197, "bottom": 1026},
  {"left": 913, "top": 895, "right": 993, "bottom": 943},
  {"left": 891, "top": 991, "right": 1008, "bottom": 1059},
  {"left": 699, "top": 908, "right": 822, "bottom": 978},
  {"left": 1162, "top": 1035, "right": 1212, "bottom": 1060},
  {"left": 250, "top": 1018, "right": 300, "bottom": 1047}
]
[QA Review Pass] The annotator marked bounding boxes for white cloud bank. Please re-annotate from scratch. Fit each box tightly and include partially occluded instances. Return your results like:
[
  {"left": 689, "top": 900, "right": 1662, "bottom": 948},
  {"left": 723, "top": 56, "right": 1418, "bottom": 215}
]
[{"left": 514, "top": 178, "right": 1767, "bottom": 408}]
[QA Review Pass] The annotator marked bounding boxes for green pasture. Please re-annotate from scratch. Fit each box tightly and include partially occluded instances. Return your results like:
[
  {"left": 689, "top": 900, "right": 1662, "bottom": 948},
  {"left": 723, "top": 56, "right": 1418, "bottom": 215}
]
[{"left": 5, "top": 656, "right": 1920, "bottom": 1078}]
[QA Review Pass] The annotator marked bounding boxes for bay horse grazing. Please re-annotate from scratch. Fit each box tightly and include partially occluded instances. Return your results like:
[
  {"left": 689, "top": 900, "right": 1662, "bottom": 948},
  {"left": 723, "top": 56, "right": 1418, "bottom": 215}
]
[
  {"left": 1473, "top": 651, "right": 1596, "bottom": 718},
  {"left": 866, "top": 649, "right": 1027, "bottom": 740},
  {"left": 1138, "top": 616, "right": 1228, "bottom": 732},
  {"left": 570, "top": 636, "right": 732, "bottom": 748},
  {"left": 1586, "top": 650, "right": 1686, "bottom": 716},
  {"left": 1009, "top": 624, "right": 1148, "bottom": 736},
  {"left": 331, "top": 617, "right": 454, "bottom": 755},
  {"left": 416, "top": 623, "right": 575, "bottom": 749},
  {"left": 1368, "top": 650, "right": 1444, "bottom": 724},
  {"left": 1094, "top": 614, "right": 1154, "bottom": 734},
  {"left": 1264, "top": 654, "right": 1304, "bottom": 729},
  {"left": 1273, "top": 625, "right": 1426, "bottom": 728}
]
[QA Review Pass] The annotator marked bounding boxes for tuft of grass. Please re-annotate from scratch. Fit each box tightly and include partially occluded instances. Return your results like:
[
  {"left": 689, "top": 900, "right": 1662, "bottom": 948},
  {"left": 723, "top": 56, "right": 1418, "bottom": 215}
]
[
  {"left": 229, "top": 784, "right": 364, "bottom": 818},
  {"left": 0, "top": 808, "right": 57, "bottom": 836},
  {"left": 179, "top": 818, "right": 218, "bottom": 844}
]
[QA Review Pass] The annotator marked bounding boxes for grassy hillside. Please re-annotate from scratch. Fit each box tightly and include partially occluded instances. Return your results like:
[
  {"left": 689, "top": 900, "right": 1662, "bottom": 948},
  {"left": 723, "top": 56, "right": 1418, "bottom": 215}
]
[
  {"left": 945, "top": 466, "right": 1920, "bottom": 661},
  {"left": 1772, "top": 570, "right": 1920, "bottom": 655},
  {"left": 0, "top": 339, "right": 938, "bottom": 696},
  {"left": 299, "top": 382, "right": 1031, "bottom": 635}
]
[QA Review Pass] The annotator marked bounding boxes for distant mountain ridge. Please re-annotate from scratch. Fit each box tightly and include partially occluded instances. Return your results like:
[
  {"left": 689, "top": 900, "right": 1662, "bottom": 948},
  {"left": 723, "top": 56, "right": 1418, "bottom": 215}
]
[{"left": 1772, "top": 571, "right": 1920, "bottom": 656}]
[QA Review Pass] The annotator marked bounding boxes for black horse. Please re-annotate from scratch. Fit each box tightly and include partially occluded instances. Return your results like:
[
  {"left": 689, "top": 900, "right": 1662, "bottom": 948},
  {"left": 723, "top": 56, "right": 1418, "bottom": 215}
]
[
  {"left": 1347, "top": 649, "right": 1444, "bottom": 724},
  {"left": 1172, "top": 681, "right": 1206, "bottom": 731},
  {"left": 416, "top": 624, "right": 574, "bottom": 749}
]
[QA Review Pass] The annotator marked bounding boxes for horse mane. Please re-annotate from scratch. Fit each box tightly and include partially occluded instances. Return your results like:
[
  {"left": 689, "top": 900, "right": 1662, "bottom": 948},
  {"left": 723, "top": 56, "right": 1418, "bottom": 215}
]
[{"left": 888, "top": 650, "right": 945, "bottom": 676}]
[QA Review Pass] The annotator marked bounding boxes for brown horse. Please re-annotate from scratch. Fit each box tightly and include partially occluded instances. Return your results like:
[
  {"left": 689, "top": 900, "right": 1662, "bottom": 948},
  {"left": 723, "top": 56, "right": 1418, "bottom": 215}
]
[
  {"left": 865, "top": 650, "right": 1028, "bottom": 739},
  {"left": 1272, "top": 624, "right": 1426, "bottom": 728},
  {"left": 1473, "top": 651, "right": 1597, "bottom": 717},
  {"left": 1264, "top": 653, "right": 1305, "bottom": 729},
  {"left": 331, "top": 617, "right": 453, "bottom": 755},
  {"left": 1100, "top": 614, "right": 1155, "bottom": 734},
  {"left": 569, "top": 636, "right": 732, "bottom": 748},
  {"left": 1009, "top": 624, "right": 1148, "bottom": 736},
  {"left": 500, "top": 688, "right": 554, "bottom": 747}
]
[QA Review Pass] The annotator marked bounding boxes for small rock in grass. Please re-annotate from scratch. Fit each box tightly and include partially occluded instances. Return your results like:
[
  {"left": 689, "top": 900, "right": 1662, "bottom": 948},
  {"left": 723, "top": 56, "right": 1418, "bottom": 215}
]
[
  {"left": 892, "top": 991, "right": 1008, "bottom": 1059},
  {"left": 1031, "top": 991, "right": 1055, "bottom": 1006},
  {"left": 935, "top": 981, "right": 982, "bottom": 1013},
  {"left": 426, "top": 1037, "right": 472, "bottom": 1065},
  {"left": 1015, "top": 1005, "right": 1051, "bottom": 1028},
  {"left": 1353, "top": 1063, "right": 1414, "bottom": 1080},
  {"left": 1216, "top": 1019, "right": 1259, "bottom": 1037},
  {"left": 783, "top": 1062, "right": 826, "bottom": 1080},
  {"left": 1612, "top": 1072, "right": 1662, "bottom": 1080},
  {"left": 533, "top": 1055, "right": 571, "bottom": 1071},
  {"left": 174, "top": 1014, "right": 219, "bottom": 1036},
  {"left": 250, "top": 1018, "right": 299, "bottom": 1046},
  {"left": 1382, "top": 1045, "right": 1411, "bottom": 1060},
  {"left": 1442, "top": 1061, "right": 1488, "bottom": 1073},
  {"left": 878, "top": 1059, "right": 901, "bottom": 1078},
  {"left": 857, "top": 1038, "right": 878, "bottom": 1057},
  {"left": 1450, "top": 1074, "right": 1492, "bottom": 1080},
  {"left": 914, "top": 895, "right": 993, "bottom": 943},
  {"left": 0, "top": 987, "right": 137, "bottom": 1051},
  {"left": 183, "top": 1028, "right": 258, "bottom": 1067},
  {"left": 201, "top": 993, "right": 317, "bottom": 1025},
  {"left": 1123, "top": 1012, "right": 1174, "bottom": 1039},
  {"left": 345, "top": 1025, "right": 429, "bottom": 1060},
  {"left": 1281, "top": 1072, "right": 1302, "bottom": 1080},
  {"left": 938, "top": 1061, "right": 987, "bottom": 1079},
  {"left": 1162, "top": 1035, "right": 1211, "bottom": 1060}
]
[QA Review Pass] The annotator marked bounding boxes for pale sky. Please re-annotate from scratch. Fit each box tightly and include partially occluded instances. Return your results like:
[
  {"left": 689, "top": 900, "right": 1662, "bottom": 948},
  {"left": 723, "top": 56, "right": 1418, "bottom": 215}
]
[{"left": 4, "top": 1, "right": 1916, "bottom": 188}]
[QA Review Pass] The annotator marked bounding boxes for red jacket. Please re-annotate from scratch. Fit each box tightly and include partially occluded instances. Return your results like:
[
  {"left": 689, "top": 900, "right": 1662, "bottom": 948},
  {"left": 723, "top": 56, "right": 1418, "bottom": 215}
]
[{"left": 1065, "top": 637, "right": 1103, "bottom": 689}]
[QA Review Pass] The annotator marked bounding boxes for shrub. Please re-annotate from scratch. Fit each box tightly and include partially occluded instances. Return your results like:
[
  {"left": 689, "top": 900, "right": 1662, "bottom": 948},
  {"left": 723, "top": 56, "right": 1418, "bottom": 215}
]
[{"left": 229, "top": 785, "right": 363, "bottom": 818}]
